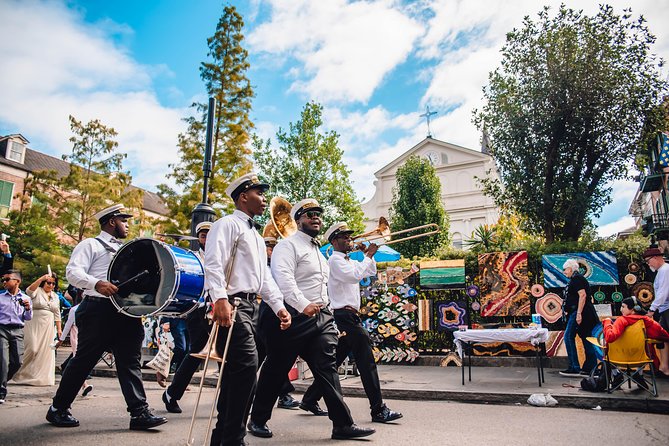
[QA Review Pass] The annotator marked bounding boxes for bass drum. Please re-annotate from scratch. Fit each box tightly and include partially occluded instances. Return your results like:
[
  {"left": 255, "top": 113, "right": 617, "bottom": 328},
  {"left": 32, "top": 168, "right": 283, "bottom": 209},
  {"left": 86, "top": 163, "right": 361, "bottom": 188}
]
[{"left": 108, "top": 238, "right": 204, "bottom": 318}]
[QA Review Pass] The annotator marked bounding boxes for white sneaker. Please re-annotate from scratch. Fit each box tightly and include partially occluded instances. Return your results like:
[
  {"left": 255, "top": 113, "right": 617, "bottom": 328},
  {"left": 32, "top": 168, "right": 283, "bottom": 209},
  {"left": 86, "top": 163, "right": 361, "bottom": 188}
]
[{"left": 0, "top": 398, "right": 5, "bottom": 404}]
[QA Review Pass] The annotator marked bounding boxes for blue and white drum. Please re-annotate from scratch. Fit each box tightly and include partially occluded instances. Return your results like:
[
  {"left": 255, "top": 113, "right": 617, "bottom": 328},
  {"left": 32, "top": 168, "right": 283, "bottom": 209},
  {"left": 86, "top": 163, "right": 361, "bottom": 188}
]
[{"left": 108, "top": 238, "right": 204, "bottom": 318}]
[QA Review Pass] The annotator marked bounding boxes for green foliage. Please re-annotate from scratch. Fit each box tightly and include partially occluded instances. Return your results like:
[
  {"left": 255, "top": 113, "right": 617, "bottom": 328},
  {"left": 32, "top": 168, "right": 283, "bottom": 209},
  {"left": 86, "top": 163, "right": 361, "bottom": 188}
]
[
  {"left": 475, "top": 4, "right": 667, "bottom": 243},
  {"left": 159, "top": 5, "right": 254, "bottom": 228},
  {"left": 388, "top": 155, "right": 449, "bottom": 258},
  {"left": 0, "top": 207, "right": 70, "bottom": 284},
  {"left": 252, "top": 101, "right": 364, "bottom": 233},
  {"left": 464, "top": 224, "right": 498, "bottom": 252},
  {"left": 26, "top": 115, "right": 142, "bottom": 244}
]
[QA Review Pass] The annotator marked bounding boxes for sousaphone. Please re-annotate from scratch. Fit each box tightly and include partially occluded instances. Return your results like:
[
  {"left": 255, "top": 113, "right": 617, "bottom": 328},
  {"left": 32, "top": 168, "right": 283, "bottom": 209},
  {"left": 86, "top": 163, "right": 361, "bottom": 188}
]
[{"left": 268, "top": 197, "right": 297, "bottom": 238}]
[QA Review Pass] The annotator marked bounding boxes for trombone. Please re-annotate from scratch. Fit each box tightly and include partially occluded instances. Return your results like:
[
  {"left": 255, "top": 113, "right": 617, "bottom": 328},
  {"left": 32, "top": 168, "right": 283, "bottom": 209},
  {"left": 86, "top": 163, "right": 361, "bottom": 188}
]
[{"left": 352, "top": 217, "right": 440, "bottom": 249}]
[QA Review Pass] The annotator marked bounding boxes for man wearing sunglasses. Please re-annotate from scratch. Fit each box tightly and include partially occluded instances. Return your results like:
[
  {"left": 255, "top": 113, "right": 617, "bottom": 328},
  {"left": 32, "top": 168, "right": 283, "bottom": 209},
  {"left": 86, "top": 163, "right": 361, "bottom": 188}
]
[
  {"left": 0, "top": 269, "right": 32, "bottom": 404},
  {"left": 249, "top": 199, "right": 375, "bottom": 441},
  {"left": 47, "top": 204, "right": 167, "bottom": 431}
]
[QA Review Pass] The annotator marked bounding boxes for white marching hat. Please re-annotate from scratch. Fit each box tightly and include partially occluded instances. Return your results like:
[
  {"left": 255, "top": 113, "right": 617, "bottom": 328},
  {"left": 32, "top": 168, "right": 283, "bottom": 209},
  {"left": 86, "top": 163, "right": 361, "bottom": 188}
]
[
  {"left": 225, "top": 172, "right": 269, "bottom": 200},
  {"left": 291, "top": 198, "right": 323, "bottom": 220},
  {"left": 324, "top": 222, "right": 354, "bottom": 242},
  {"left": 263, "top": 236, "right": 278, "bottom": 245},
  {"left": 195, "top": 221, "right": 213, "bottom": 234},
  {"left": 93, "top": 204, "right": 132, "bottom": 224}
]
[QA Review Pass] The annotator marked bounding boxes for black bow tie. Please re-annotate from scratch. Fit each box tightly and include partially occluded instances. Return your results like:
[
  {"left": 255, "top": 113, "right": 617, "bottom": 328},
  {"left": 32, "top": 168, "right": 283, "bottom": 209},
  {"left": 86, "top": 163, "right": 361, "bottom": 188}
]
[
  {"left": 311, "top": 238, "right": 321, "bottom": 248},
  {"left": 110, "top": 237, "right": 123, "bottom": 245},
  {"left": 248, "top": 219, "right": 261, "bottom": 230}
]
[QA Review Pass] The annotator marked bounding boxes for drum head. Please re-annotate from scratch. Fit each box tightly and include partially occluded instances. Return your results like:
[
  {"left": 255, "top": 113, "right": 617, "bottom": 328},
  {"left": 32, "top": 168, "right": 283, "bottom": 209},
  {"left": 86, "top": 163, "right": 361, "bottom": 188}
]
[{"left": 108, "top": 238, "right": 177, "bottom": 317}]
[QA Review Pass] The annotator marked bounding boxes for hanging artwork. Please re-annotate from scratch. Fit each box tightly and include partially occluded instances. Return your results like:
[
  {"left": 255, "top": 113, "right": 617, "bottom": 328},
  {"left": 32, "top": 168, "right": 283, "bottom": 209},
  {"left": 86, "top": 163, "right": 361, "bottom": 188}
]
[
  {"left": 611, "top": 291, "right": 624, "bottom": 303},
  {"left": 435, "top": 300, "right": 468, "bottom": 331},
  {"left": 478, "top": 251, "right": 531, "bottom": 317},
  {"left": 632, "top": 282, "right": 654, "bottom": 305},
  {"left": 542, "top": 251, "right": 619, "bottom": 288},
  {"left": 418, "top": 299, "right": 432, "bottom": 331},
  {"left": 419, "top": 259, "right": 465, "bottom": 289},
  {"left": 534, "top": 292, "right": 563, "bottom": 324},
  {"left": 530, "top": 284, "right": 545, "bottom": 298},
  {"left": 466, "top": 285, "right": 480, "bottom": 298}
]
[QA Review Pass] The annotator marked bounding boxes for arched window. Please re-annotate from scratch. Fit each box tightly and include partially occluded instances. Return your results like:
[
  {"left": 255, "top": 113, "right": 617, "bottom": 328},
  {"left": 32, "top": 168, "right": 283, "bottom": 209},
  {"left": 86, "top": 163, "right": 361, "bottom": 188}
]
[{"left": 452, "top": 232, "right": 463, "bottom": 250}]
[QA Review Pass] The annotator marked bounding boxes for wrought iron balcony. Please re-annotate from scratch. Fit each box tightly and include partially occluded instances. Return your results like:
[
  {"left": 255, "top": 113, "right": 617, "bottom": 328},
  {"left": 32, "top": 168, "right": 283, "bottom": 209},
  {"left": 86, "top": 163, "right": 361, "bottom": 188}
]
[{"left": 640, "top": 173, "right": 664, "bottom": 192}]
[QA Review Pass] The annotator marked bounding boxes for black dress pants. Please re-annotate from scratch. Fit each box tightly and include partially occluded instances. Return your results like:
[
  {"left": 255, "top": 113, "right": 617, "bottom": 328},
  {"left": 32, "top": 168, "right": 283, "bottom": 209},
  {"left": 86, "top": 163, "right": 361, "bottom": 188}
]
[
  {"left": 166, "top": 306, "right": 211, "bottom": 401},
  {"left": 302, "top": 309, "right": 383, "bottom": 412},
  {"left": 253, "top": 300, "right": 294, "bottom": 396},
  {"left": 251, "top": 302, "right": 353, "bottom": 428},
  {"left": 52, "top": 298, "right": 148, "bottom": 416},
  {"left": 209, "top": 298, "right": 258, "bottom": 446}
]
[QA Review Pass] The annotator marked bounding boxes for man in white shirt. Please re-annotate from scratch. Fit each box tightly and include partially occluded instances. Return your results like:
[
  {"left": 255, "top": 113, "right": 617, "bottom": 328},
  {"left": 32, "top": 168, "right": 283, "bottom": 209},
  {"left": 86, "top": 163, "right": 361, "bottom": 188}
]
[
  {"left": 301, "top": 222, "right": 402, "bottom": 423},
  {"left": 643, "top": 247, "right": 669, "bottom": 375},
  {"left": 248, "top": 199, "right": 375, "bottom": 441},
  {"left": 204, "top": 173, "right": 291, "bottom": 446},
  {"left": 47, "top": 204, "right": 167, "bottom": 430}
]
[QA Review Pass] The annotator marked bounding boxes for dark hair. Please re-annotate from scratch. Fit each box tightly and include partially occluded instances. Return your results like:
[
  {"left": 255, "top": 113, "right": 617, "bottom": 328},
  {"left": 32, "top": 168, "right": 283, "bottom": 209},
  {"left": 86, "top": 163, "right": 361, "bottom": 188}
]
[
  {"left": 5, "top": 269, "right": 21, "bottom": 280},
  {"left": 622, "top": 296, "right": 646, "bottom": 315},
  {"left": 40, "top": 273, "right": 59, "bottom": 291}
]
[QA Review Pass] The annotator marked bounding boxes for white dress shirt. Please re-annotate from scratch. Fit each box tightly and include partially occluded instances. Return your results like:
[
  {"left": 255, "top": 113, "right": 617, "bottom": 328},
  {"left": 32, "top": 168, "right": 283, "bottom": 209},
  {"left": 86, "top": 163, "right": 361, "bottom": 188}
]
[
  {"left": 204, "top": 210, "right": 285, "bottom": 315},
  {"left": 651, "top": 262, "right": 669, "bottom": 313},
  {"left": 328, "top": 252, "right": 376, "bottom": 310},
  {"left": 60, "top": 304, "right": 79, "bottom": 341},
  {"left": 271, "top": 230, "right": 329, "bottom": 313},
  {"left": 66, "top": 231, "right": 121, "bottom": 298}
]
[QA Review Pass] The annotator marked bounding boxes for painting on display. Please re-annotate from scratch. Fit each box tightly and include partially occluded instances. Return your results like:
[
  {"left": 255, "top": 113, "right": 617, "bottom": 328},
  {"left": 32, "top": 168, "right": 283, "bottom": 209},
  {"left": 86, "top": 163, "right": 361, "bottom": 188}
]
[
  {"left": 419, "top": 259, "right": 465, "bottom": 289},
  {"left": 542, "top": 251, "right": 619, "bottom": 288},
  {"left": 478, "top": 251, "right": 531, "bottom": 317},
  {"left": 434, "top": 300, "right": 468, "bottom": 331}
]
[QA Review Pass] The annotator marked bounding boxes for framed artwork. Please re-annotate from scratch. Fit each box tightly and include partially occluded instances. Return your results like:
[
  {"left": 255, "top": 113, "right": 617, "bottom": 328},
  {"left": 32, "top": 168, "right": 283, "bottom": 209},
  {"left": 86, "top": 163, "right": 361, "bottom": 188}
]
[
  {"left": 419, "top": 259, "right": 465, "bottom": 289},
  {"left": 478, "top": 251, "right": 531, "bottom": 317},
  {"left": 542, "top": 251, "right": 619, "bottom": 288}
]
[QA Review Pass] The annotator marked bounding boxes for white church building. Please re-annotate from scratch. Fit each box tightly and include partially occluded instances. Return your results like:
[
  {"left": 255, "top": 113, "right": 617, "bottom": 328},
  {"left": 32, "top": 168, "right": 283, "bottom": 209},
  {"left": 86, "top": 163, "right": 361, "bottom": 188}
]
[{"left": 360, "top": 137, "right": 501, "bottom": 249}]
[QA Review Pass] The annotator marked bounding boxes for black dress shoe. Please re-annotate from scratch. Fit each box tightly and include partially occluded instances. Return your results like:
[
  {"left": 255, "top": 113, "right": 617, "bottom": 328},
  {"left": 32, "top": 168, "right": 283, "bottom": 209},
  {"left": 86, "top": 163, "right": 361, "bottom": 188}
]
[
  {"left": 299, "top": 401, "right": 328, "bottom": 416},
  {"left": 129, "top": 409, "right": 168, "bottom": 430},
  {"left": 331, "top": 424, "right": 375, "bottom": 440},
  {"left": 46, "top": 407, "right": 80, "bottom": 427},
  {"left": 371, "top": 404, "right": 403, "bottom": 423},
  {"left": 162, "top": 391, "right": 182, "bottom": 414},
  {"left": 247, "top": 420, "right": 273, "bottom": 438},
  {"left": 277, "top": 394, "right": 300, "bottom": 409}
]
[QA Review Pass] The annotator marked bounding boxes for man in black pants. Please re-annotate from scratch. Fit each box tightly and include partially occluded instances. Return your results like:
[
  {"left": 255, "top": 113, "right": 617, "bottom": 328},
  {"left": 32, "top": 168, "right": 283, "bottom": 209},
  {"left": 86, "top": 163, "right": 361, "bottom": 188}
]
[
  {"left": 162, "top": 221, "right": 214, "bottom": 413},
  {"left": 301, "top": 222, "right": 402, "bottom": 423},
  {"left": 205, "top": 173, "right": 291, "bottom": 446},
  {"left": 248, "top": 199, "right": 375, "bottom": 440},
  {"left": 47, "top": 204, "right": 167, "bottom": 430}
]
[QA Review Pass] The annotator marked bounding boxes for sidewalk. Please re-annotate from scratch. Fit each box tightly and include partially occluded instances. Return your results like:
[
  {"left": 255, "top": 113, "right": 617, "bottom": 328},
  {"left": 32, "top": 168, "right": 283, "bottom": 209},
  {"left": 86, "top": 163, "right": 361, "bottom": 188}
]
[{"left": 56, "top": 348, "right": 669, "bottom": 415}]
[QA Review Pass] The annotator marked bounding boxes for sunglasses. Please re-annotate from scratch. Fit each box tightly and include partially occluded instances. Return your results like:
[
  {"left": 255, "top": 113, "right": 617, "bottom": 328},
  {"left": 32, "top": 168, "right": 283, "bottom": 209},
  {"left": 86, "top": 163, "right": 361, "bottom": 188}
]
[
  {"left": 1, "top": 277, "right": 17, "bottom": 282},
  {"left": 303, "top": 211, "right": 322, "bottom": 219},
  {"left": 45, "top": 281, "right": 56, "bottom": 285}
]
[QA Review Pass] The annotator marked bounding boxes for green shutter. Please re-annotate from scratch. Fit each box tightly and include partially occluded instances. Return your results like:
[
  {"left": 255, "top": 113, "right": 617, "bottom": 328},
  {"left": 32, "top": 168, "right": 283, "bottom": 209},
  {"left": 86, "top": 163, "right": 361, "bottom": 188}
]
[{"left": 0, "top": 180, "right": 13, "bottom": 207}]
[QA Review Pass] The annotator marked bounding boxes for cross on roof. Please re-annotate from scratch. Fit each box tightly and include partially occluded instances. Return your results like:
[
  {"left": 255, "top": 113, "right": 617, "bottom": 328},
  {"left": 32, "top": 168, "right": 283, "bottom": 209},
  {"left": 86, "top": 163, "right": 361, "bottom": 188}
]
[{"left": 420, "top": 106, "right": 437, "bottom": 138}]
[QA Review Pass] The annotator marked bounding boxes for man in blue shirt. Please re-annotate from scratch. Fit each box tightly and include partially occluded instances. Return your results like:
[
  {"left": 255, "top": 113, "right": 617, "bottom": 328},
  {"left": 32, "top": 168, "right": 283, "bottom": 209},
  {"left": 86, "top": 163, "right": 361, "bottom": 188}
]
[{"left": 0, "top": 269, "right": 32, "bottom": 403}]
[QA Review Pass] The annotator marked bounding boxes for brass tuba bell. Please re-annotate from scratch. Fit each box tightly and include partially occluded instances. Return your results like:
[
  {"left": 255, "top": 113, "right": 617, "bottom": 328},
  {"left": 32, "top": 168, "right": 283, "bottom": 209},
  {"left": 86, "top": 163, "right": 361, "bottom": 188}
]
[{"left": 269, "top": 197, "right": 297, "bottom": 239}]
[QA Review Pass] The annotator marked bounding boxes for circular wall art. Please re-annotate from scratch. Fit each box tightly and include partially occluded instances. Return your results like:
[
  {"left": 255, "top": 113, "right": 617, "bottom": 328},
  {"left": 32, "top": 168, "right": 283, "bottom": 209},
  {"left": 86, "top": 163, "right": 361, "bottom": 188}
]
[
  {"left": 632, "top": 282, "right": 654, "bottom": 305},
  {"left": 534, "top": 292, "right": 563, "bottom": 324},
  {"left": 627, "top": 262, "right": 641, "bottom": 273},
  {"left": 624, "top": 273, "right": 637, "bottom": 285},
  {"left": 531, "top": 284, "right": 545, "bottom": 298},
  {"left": 470, "top": 301, "right": 481, "bottom": 311},
  {"left": 466, "top": 285, "right": 480, "bottom": 298},
  {"left": 593, "top": 290, "right": 606, "bottom": 302},
  {"left": 611, "top": 291, "right": 624, "bottom": 302}
]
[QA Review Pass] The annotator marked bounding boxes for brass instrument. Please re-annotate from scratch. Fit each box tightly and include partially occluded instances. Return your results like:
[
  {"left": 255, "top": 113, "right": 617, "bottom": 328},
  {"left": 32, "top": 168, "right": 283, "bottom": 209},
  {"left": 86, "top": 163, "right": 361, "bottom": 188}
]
[
  {"left": 353, "top": 217, "right": 440, "bottom": 248},
  {"left": 269, "top": 197, "right": 297, "bottom": 238},
  {"left": 187, "top": 298, "right": 242, "bottom": 446}
]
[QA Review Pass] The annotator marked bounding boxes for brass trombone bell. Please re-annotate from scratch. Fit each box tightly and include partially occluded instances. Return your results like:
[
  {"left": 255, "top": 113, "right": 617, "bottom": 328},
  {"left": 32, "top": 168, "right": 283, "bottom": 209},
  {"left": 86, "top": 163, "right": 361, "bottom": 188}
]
[
  {"left": 270, "top": 196, "right": 297, "bottom": 239},
  {"left": 190, "top": 333, "right": 223, "bottom": 362},
  {"left": 353, "top": 217, "right": 440, "bottom": 247}
]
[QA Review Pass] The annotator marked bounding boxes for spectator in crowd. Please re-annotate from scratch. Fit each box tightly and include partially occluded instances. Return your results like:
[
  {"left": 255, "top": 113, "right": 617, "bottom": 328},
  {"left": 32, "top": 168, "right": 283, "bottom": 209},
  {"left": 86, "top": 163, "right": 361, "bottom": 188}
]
[
  {"left": 0, "top": 269, "right": 32, "bottom": 403},
  {"left": 0, "top": 238, "right": 13, "bottom": 275},
  {"left": 57, "top": 304, "right": 93, "bottom": 396},
  {"left": 12, "top": 273, "right": 62, "bottom": 386}
]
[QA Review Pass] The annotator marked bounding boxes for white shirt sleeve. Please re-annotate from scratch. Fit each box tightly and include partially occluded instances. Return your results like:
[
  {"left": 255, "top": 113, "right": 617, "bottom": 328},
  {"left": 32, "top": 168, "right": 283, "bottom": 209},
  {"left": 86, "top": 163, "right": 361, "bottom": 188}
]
[
  {"left": 260, "top": 265, "right": 286, "bottom": 315},
  {"left": 60, "top": 306, "right": 77, "bottom": 341},
  {"left": 652, "top": 265, "right": 669, "bottom": 311},
  {"left": 66, "top": 240, "right": 101, "bottom": 291},
  {"left": 204, "top": 219, "right": 236, "bottom": 302},
  {"left": 329, "top": 255, "right": 376, "bottom": 284},
  {"left": 271, "top": 241, "right": 311, "bottom": 313}
]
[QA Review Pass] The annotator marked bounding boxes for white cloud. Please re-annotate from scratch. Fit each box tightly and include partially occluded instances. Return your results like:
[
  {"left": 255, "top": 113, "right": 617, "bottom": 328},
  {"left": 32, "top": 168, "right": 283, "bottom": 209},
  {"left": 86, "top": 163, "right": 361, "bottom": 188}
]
[
  {"left": 597, "top": 216, "right": 637, "bottom": 238},
  {"left": 0, "top": 0, "right": 187, "bottom": 191},
  {"left": 248, "top": 0, "right": 424, "bottom": 103}
]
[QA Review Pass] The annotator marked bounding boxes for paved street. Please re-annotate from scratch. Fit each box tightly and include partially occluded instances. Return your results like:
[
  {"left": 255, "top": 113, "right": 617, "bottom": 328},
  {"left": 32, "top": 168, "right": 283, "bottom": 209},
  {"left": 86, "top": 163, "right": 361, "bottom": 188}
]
[{"left": 1, "top": 376, "right": 667, "bottom": 446}]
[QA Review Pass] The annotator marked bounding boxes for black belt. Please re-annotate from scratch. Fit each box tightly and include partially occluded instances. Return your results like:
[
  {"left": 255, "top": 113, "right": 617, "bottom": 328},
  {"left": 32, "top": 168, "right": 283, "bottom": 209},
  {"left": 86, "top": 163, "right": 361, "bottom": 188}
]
[
  {"left": 85, "top": 295, "right": 111, "bottom": 302},
  {"left": 229, "top": 292, "right": 257, "bottom": 301},
  {"left": 334, "top": 306, "right": 359, "bottom": 314}
]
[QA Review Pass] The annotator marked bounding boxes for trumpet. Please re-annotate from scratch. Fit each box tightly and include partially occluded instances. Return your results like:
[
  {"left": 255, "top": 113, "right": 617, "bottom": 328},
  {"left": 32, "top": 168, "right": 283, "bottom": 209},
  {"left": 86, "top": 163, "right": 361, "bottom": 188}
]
[{"left": 352, "top": 217, "right": 440, "bottom": 248}]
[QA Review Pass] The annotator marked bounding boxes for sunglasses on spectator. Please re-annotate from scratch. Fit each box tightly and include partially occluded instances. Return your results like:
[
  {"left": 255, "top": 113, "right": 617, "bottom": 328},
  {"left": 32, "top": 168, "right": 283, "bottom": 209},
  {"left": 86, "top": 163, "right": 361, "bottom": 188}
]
[
  {"left": 1, "top": 277, "right": 17, "bottom": 282},
  {"left": 303, "top": 211, "right": 322, "bottom": 219},
  {"left": 45, "top": 281, "right": 56, "bottom": 285}
]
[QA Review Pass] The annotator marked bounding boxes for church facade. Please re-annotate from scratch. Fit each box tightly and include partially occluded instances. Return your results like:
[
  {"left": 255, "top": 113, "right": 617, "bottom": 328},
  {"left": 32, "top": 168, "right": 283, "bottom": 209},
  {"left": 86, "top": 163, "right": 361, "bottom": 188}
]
[{"left": 360, "top": 137, "right": 501, "bottom": 249}]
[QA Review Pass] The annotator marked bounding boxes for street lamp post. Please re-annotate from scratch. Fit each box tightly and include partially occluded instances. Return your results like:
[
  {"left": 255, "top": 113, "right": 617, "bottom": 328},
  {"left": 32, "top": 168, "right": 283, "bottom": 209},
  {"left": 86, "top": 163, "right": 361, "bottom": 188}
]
[{"left": 189, "top": 97, "right": 216, "bottom": 250}]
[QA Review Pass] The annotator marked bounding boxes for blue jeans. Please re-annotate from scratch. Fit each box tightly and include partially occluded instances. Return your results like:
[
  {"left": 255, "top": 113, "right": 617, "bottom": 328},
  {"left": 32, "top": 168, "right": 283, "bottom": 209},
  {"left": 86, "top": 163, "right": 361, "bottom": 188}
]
[
  {"left": 564, "top": 313, "right": 602, "bottom": 373},
  {"left": 166, "top": 318, "right": 189, "bottom": 371}
]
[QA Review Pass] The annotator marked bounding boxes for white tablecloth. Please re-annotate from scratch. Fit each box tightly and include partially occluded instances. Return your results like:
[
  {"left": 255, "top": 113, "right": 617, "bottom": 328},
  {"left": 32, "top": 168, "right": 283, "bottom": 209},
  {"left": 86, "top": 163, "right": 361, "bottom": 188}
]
[{"left": 453, "top": 328, "right": 550, "bottom": 358}]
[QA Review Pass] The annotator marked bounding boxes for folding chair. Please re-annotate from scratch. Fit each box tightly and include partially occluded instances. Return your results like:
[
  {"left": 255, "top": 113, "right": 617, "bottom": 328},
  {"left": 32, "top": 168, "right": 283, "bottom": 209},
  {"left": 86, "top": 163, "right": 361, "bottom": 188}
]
[
  {"left": 98, "top": 352, "right": 115, "bottom": 369},
  {"left": 588, "top": 320, "right": 658, "bottom": 397}
]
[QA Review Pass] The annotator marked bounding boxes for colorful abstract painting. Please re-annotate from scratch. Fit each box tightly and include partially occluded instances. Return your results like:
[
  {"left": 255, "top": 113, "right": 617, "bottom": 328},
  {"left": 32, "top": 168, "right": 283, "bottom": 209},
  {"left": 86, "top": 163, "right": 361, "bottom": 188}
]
[
  {"left": 478, "top": 251, "right": 531, "bottom": 317},
  {"left": 435, "top": 300, "right": 468, "bottom": 331},
  {"left": 417, "top": 299, "right": 432, "bottom": 331},
  {"left": 534, "top": 293, "right": 563, "bottom": 324},
  {"left": 419, "top": 259, "right": 465, "bottom": 289},
  {"left": 542, "top": 251, "right": 619, "bottom": 288}
]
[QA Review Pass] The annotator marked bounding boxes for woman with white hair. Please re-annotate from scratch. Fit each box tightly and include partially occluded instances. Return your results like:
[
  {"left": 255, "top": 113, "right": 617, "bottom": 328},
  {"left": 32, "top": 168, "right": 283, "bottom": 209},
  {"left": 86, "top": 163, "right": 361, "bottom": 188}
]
[{"left": 560, "top": 259, "right": 601, "bottom": 377}]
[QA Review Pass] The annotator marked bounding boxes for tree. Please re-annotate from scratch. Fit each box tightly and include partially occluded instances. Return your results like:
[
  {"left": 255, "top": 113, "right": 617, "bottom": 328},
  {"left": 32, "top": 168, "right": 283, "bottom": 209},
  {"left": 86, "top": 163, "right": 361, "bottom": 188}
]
[
  {"left": 28, "top": 116, "right": 142, "bottom": 244},
  {"left": 252, "top": 101, "right": 364, "bottom": 233},
  {"left": 159, "top": 5, "right": 255, "bottom": 227},
  {"left": 474, "top": 4, "right": 667, "bottom": 243},
  {"left": 388, "top": 155, "right": 449, "bottom": 258}
]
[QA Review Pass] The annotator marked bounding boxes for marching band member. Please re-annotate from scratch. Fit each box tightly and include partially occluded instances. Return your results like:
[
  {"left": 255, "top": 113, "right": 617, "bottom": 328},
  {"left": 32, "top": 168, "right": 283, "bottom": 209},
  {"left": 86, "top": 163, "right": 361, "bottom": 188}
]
[
  {"left": 163, "top": 220, "right": 214, "bottom": 413},
  {"left": 301, "top": 222, "right": 402, "bottom": 423},
  {"left": 47, "top": 204, "right": 167, "bottom": 430},
  {"left": 205, "top": 173, "right": 291, "bottom": 446},
  {"left": 248, "top": 199, "right": 375, "bottom": 440}
]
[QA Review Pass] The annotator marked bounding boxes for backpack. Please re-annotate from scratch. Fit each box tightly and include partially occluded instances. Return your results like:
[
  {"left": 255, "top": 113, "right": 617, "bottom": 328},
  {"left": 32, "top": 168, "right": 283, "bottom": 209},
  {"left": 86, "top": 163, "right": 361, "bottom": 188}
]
[{"left": 580, "top": 362, "right": 607, "bottom": 392}]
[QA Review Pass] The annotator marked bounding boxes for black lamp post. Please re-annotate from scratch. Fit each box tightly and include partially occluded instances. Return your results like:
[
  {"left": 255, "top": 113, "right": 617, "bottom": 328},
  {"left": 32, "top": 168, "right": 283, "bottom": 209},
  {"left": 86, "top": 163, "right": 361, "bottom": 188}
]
[{"left": 189, "top": 97, "right": 216, "bottom": 250}]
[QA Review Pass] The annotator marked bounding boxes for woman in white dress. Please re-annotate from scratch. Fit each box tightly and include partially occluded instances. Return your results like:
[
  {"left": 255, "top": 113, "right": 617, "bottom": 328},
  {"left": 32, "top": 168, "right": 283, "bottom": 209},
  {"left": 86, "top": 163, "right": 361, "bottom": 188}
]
[{"left": 11, "top": 273, "right": 61, "bottom": 386}]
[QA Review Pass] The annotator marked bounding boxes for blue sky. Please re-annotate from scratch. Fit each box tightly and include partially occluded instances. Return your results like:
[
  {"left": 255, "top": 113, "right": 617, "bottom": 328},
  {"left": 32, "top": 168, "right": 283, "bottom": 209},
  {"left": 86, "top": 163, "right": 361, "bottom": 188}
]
[{"left": 1, "top": 0, "right": 668, "bottom": 237}]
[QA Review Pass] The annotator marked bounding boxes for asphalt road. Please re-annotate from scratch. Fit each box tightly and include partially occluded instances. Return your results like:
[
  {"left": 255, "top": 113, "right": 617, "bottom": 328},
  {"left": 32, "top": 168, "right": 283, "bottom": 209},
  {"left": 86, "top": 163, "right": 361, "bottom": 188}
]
[{"left": 1, "top": 377, "right": 667, "bottom": 445}]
